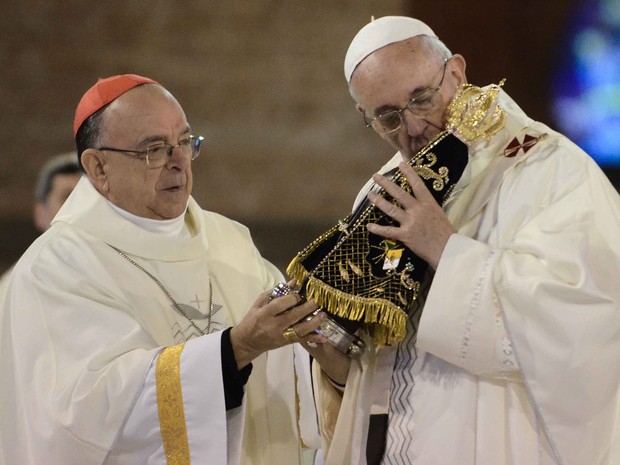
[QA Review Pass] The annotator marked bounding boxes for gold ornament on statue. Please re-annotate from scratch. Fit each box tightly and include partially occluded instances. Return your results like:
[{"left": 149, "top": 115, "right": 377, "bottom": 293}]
[{"left": 445, "top": 79, "right": 506, "bottom": 144}]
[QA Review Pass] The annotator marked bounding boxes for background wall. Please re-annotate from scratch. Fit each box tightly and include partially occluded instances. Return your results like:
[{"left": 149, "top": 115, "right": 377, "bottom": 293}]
[{"left": 0, "top": 0, "right": 597, "bottom": 273}]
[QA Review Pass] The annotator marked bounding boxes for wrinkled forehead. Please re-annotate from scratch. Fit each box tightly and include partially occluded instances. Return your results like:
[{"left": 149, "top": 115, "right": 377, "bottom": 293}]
[
  {"left": 350, "top": 38, "right": 438, "bottom": 100},
  {"left": 357, "top": 37, "right": 434, "bottom": 72}
]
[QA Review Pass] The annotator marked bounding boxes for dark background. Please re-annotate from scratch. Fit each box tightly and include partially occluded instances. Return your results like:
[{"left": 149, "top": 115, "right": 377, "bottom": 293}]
[{"left": 1, "top": 0, "right": 614, "bottom": 273}]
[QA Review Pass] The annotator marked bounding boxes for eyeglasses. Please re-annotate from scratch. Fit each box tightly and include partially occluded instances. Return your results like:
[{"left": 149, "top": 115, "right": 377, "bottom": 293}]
[
  {"left": 98, "top": 135, "right": 204, "bottom": 168},
  {"left": 365, "top": 57, "right": 451, "bottom": 135}
]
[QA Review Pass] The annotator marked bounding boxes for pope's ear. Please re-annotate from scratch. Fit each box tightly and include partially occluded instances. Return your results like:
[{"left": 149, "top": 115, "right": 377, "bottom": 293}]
[
  {"left": 80, "top": 149, "right": 109, "bottom": 192},
  {"left": 449, "top": 54, "right": 467, "bottom": 86}
]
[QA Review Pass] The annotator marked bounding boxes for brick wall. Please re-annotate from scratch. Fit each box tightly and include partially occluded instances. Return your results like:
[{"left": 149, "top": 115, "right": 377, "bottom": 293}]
[
  {"left": 1, "top": 0, "right": 593, "bottom": 273},
  {"left": 0, "top": 1, "right": 405, "bottom": 271}
]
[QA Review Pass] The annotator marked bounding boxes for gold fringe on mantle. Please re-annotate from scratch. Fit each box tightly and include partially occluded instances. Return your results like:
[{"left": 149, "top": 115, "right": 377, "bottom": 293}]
[{"left": 287, "top": 255, "right": 408, "bottom": 345}]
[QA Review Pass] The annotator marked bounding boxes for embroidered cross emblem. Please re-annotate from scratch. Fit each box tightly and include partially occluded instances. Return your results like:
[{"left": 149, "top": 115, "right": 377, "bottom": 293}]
[
  {"left": 504, "top": 133, "right": 548, "bottom": 157},
  {"left": 190, "top": 294, "right": 204, "bottom": 308}
]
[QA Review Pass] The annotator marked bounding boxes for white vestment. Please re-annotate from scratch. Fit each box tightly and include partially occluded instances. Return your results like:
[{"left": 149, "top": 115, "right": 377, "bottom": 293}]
[
  {"left": 0, "top": 178, "right": 319, "bottom": 465},
  {"left": 314, "top": 89, "right": 620, "bottom": 465}
]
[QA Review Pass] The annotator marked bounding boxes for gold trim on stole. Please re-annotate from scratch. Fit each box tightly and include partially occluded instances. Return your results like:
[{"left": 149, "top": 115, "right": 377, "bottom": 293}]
[
  {"left": 294, "top": 364, "right": 308, "bottom": 449},
  {"left": 156, "top": 343, "right": 190, "bottom": 465}
]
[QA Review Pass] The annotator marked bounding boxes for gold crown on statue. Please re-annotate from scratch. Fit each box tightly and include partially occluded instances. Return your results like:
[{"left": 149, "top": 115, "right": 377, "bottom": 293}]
[{"left": 445, "top": 79, "right": 506, "bottom": 144}]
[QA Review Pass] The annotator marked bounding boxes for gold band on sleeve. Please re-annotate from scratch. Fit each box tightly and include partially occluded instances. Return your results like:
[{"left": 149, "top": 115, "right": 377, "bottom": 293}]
[{"left": 156, "top": 343, "right": 190, "bottom": 465}]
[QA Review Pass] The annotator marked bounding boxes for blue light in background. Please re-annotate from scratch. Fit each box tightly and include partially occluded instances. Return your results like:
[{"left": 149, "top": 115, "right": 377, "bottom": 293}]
[{"left": 552, "top": 0, "right": 620, "bottom": 166}]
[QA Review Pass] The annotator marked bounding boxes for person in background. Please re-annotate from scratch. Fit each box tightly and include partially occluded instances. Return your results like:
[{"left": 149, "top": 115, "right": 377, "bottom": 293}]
[
  {"left": 33, "top": 151, "right": 83, "bottom": 232},
  {"left": 309, "top": 16, "right": 620, "bottom": 465},
  {"left": 0, "top": 152, "right": 81, "bottom": 297},
  {"left": 0, "top": 74, "right": 335, "bottom": 465}
]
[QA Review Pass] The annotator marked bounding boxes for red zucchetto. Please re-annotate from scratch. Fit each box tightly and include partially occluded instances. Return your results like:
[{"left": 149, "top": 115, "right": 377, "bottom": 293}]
[{"left": 73, "top": 74, "right": 159, "bottom": 137}]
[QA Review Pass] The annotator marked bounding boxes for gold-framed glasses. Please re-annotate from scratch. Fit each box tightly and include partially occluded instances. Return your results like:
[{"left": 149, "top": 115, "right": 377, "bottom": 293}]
[
  {"left": 365, "top": 57, "right": 451, "bottom": 135},
  {"left": 98, "top": 135, "right": 204, "bottom": 168}
]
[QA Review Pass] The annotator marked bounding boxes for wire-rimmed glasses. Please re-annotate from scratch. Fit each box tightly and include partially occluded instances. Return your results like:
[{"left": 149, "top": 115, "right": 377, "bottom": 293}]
[
  {"left": 98, "top": 135, "right": 204, "bottom": 167},
  {"left": 365, "top": 57, "right": 451, "bottom": 135}
]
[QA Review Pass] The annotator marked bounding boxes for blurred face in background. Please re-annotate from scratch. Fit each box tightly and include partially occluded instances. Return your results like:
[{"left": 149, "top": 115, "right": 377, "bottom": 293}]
[{"left": 34, "top": 172, "right": 82, "bottom": 232}]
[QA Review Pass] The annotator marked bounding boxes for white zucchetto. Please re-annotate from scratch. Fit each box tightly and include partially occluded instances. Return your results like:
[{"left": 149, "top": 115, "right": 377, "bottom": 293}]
[{"left": 344, "top": 16, "right": 436, "bottom": 82}]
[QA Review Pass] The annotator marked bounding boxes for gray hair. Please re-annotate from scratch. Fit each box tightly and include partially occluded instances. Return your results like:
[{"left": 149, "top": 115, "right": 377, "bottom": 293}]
[{"left": 422, "top": 35, "right": 453, "bottom": 61}]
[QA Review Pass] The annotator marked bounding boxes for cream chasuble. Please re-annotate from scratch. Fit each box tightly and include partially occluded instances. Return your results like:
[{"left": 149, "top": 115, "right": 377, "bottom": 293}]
[
  {"left": 0, "top": 178, "right": 318, "bottom": 465},
  {"left": 314, "top": 89, "right": 620, "bottom": 465}
]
